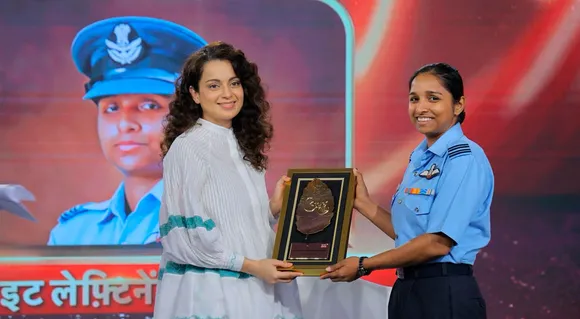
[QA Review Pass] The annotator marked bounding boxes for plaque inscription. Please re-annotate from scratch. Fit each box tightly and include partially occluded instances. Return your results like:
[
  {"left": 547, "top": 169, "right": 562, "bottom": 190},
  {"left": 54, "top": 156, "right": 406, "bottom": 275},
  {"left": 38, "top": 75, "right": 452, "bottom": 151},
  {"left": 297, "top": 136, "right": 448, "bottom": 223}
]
[
  {"left": 290, "top": 179, "right": 335, "bottom": 260},
  {"left": 295, "top": 178, "right": 335, "bottom": 235}
]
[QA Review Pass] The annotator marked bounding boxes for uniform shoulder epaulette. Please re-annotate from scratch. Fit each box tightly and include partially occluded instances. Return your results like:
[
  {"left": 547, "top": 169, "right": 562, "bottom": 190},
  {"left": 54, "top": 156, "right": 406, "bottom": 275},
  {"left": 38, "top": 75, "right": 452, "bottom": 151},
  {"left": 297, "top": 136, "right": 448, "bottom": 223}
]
[
  {"left": 58, "top": 201, "right": 109, "bottom": 223},
  {"left": 58, "top": 205, "right": 90, "bottom": 223},
  {"left": 447, "top": 143, "right": 471, "bottom": 159}
]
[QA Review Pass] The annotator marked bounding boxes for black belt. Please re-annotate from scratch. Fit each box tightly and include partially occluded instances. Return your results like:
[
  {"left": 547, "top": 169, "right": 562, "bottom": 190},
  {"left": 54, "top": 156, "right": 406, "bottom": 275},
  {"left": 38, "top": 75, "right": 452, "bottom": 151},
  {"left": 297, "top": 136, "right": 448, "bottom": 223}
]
[{"left": 396, "top": 262, "right": 473, "bottom": 280}]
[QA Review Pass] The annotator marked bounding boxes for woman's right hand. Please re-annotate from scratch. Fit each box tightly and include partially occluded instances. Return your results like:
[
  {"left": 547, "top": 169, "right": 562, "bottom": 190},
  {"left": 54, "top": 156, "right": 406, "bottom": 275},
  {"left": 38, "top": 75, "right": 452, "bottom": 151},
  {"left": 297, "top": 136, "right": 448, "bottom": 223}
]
[
  {"left": 245, "top": 259, "right": 303, "bottom": 284},
  {"left": 353, "top": 168, "right": 375, "bottom": 216}
]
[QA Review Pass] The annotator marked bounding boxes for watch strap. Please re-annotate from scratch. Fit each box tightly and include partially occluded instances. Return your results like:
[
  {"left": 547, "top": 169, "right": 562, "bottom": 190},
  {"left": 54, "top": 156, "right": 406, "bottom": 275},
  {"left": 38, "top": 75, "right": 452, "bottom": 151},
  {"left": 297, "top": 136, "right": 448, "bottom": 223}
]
[{"left": 357, "top": 256, "right": 371, "bottom": 278}]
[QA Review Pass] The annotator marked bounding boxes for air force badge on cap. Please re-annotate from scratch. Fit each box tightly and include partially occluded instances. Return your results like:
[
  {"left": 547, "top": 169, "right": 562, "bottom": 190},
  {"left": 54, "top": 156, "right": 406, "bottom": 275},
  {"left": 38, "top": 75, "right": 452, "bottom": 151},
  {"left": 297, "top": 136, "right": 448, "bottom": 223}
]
[
  {"left": 71, "top": 16, "right": 208, "bottom": 100},
  {"left": 105, "top": 24, "right": 143, "bottom": 65}
]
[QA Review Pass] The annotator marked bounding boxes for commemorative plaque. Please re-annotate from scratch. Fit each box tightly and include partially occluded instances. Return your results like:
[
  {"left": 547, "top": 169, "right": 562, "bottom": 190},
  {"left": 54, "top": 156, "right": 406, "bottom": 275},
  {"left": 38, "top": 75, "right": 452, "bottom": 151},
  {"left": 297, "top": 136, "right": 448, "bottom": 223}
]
[{"left": 272, "top": 168, "right": 355, "bottom": 276}]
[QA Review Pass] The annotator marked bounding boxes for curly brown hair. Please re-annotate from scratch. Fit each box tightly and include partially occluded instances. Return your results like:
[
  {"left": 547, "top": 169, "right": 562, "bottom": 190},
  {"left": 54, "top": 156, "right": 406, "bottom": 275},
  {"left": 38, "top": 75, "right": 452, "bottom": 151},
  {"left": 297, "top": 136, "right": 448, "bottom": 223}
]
[{"left": 161, "top": 41, "right": 273, "bottom": 171}]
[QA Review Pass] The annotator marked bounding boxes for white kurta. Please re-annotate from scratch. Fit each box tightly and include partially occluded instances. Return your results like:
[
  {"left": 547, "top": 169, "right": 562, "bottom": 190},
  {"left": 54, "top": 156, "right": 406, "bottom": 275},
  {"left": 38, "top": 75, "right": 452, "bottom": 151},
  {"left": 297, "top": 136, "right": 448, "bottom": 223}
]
[{"left": 153, "top": 118, "right": 303, "bottom": 319}]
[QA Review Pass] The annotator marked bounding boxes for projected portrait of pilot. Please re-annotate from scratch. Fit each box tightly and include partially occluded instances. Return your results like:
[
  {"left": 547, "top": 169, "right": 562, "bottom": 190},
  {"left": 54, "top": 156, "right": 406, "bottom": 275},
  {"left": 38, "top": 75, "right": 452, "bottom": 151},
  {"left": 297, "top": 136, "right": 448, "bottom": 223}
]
[{"left": 47, "top": 16, "right": 207, "bottom": 246}]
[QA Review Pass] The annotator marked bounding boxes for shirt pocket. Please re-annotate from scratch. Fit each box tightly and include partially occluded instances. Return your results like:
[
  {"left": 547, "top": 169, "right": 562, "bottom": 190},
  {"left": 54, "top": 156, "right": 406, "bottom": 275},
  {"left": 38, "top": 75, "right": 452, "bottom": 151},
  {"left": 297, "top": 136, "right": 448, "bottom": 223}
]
[{"left": 403, "top": 194, "right": 434, "bottom": 216}]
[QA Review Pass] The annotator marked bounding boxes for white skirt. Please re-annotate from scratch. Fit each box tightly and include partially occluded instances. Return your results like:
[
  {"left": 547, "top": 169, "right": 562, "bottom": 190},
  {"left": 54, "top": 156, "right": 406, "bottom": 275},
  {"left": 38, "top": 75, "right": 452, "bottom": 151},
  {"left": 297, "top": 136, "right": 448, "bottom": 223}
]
[{"left": 153, "top": 269, "right": 303, "bottom": 319}]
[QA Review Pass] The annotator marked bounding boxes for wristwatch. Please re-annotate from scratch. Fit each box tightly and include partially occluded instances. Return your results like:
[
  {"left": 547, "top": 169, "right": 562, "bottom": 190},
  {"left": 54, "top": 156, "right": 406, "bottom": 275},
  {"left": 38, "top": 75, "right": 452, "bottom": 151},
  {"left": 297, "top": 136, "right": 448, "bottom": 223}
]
[{"left": 356, "top": 256, "right": 372, "bottom": 278}]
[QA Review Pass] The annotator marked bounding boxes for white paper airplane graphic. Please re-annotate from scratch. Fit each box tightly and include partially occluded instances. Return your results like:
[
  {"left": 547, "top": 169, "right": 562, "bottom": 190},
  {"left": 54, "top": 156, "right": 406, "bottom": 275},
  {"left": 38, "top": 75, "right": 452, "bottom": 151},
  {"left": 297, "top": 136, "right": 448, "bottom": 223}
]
[{"left": 0, "top": 184, "right": 36, "bottom": 221}]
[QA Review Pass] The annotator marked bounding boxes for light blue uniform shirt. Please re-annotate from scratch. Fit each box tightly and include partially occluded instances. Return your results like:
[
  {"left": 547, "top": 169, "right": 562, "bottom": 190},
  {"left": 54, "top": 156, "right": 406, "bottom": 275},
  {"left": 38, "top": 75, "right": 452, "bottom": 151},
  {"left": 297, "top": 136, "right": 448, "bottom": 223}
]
[
  {"left": 47, "top": 180, "right": 163, "bottom": 246},
  {"left": 391, "top": 124, "right": 494, "bottom": 264}
]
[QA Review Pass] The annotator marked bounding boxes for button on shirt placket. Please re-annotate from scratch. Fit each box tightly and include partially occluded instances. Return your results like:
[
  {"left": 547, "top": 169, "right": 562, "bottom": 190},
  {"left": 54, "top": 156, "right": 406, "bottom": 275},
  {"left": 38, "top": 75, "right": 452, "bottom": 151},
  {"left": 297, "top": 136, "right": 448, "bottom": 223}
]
[{"left": 409, "top": 152, "right": 434, "bottom": 213}]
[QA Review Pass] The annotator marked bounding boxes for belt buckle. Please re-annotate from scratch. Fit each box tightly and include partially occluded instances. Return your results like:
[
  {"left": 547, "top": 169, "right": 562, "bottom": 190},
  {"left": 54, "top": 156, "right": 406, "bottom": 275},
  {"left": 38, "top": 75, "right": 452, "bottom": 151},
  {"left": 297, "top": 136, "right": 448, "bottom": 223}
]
[{"left": 396, "top": 268, "right": 404, "bottom": 279}]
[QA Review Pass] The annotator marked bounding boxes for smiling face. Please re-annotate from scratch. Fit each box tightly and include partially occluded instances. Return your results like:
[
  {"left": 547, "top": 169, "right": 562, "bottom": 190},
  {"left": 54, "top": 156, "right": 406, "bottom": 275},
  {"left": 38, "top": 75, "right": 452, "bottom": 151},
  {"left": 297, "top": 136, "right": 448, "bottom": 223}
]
[
  {"left": 408, "top": 73, "right": 465, "bottom": 145},
  {"left": 97, "top": 94, "right": 169, "bottom": 177},
  {"left": 189, "top": 59, "right": 244, "bottom": 128}
]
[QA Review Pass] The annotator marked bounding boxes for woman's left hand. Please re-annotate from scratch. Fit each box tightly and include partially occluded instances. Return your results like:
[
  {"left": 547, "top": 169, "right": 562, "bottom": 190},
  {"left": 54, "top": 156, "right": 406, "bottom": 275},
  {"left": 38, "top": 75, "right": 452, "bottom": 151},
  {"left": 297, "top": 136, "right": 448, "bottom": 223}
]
[{"left": 269, "top": 175, "right": 291, "bottom": 217}]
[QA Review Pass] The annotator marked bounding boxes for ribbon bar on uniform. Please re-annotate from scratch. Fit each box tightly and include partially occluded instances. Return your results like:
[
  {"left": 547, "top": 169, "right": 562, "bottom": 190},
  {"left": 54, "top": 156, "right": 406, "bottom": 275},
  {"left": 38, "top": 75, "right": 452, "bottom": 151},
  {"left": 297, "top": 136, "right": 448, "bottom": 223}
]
[{"left": 404, "top": 188, "right": 435, "bottom": 196}]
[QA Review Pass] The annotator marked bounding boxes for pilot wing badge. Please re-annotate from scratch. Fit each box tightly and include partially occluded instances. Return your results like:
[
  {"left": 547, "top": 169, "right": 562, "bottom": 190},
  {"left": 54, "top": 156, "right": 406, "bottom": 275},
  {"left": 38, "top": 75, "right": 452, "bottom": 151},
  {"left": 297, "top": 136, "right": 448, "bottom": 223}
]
[
  {"left": 105, "top": 23, "right": 143, "bottom": 65},
  {"left": 419, "top": 163, "right": 440, "bottom": 180}
]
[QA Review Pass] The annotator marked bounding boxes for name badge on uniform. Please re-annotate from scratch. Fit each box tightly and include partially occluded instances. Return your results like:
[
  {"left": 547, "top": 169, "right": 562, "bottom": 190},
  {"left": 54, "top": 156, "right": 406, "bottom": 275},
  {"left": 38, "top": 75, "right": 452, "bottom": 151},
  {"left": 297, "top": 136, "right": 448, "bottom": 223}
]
[
  {"left": 404, "top": 188, "right": 435, "bottom": 196},
  {"left": 418, "top": 164, "right": 440, "bottom": 180}
]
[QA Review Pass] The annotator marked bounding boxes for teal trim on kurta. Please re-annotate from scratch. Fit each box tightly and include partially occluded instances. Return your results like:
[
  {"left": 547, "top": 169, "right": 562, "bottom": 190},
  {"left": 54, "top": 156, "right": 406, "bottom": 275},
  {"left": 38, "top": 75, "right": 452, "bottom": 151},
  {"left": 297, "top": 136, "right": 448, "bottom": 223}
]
[
  {"left": 159, "top": 261, "right": 251, "bottom": 279},
  {"left": 160, "top": 215, "right": 216, "bottom": 237}
]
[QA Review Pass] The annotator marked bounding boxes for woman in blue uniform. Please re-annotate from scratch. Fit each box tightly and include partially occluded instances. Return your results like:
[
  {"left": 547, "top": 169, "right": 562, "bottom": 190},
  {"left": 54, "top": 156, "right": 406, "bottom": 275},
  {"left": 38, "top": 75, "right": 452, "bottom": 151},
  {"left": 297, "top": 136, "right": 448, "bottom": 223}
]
[
  {"left": 47, "top": 16, "right": 207, "bottom": 246},
  {"left": 321, "top": 63, "right": 494, "bottom": 319}
]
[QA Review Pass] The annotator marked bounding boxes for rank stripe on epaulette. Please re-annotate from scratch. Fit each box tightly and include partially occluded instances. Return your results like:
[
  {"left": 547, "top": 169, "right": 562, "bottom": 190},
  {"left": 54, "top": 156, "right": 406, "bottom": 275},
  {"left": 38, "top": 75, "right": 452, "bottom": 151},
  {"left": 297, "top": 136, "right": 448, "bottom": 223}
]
[
  {"left": 448, "top": 143, "right": 471, "bottom": 158},
  {"left": 58, "top": 205, "right": 87, "bottom": 222},
  {"left": 448, "top": 143, "right": 470, "bottom": 153},
  {"left": 404, "top": 188, "right": 435, "bottom": 196}
]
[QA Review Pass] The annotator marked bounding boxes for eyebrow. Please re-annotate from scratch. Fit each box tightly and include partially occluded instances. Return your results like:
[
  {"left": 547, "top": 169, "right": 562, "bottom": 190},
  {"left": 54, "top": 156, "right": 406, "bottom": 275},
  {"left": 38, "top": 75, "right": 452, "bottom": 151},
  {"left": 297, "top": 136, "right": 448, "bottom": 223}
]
[
  {"left": 205, "top": 76, "right": 239, "bottom": 83},
  {"left": 408, "top": 90, "right": 443, "bottom": 96}
]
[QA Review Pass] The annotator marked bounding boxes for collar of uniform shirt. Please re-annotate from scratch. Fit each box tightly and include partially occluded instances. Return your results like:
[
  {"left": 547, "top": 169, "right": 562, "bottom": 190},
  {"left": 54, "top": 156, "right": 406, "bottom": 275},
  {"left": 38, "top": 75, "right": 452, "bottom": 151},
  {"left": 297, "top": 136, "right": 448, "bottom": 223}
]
[
  {"left": 96, "top": 180, "right": 164, "bottom": 224},
  {"left": 412, "top": 123, "right": 464, "bottom": 162}
]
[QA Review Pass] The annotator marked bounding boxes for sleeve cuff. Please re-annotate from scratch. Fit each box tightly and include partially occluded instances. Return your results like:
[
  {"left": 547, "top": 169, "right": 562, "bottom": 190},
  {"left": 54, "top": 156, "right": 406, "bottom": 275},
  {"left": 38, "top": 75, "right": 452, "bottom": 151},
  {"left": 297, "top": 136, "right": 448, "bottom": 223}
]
[
  {"left": 227, "top": 253, "right": 245, "bottom": 272},
  {"left": 268, "top": 211, "right": 279, "bottom": 227},
  {"left": 429, "top": 226, "right": 460, "bottom": 246}
]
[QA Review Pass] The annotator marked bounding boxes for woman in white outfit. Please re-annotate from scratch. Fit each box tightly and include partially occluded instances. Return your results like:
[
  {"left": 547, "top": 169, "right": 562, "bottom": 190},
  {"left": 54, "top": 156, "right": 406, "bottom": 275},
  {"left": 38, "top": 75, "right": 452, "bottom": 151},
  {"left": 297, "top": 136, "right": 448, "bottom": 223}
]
[{"left": 153, "top": 41, "right": 304, "bottom": 319}]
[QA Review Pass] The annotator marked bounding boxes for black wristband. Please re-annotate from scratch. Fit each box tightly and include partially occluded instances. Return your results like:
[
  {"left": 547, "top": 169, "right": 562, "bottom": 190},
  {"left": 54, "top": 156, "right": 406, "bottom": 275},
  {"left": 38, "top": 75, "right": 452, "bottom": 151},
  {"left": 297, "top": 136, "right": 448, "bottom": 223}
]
[{"left": 357, "top": 256, "right": 371, "bottom": 278}]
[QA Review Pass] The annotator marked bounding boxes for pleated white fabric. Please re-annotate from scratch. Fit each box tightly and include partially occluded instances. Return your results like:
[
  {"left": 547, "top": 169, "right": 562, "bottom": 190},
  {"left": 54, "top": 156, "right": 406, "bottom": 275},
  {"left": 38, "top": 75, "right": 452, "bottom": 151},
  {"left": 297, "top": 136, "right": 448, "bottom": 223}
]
[{"left": 153, "top": 118, "right": 303, "bottom": 319}]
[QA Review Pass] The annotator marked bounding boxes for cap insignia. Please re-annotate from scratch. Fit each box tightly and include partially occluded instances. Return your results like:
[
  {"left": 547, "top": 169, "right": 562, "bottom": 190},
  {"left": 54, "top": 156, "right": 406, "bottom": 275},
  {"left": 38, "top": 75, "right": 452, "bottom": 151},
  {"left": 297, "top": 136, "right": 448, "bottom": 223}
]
[{"left": 105, "top": 23, "right": 143, "bottom": 65}]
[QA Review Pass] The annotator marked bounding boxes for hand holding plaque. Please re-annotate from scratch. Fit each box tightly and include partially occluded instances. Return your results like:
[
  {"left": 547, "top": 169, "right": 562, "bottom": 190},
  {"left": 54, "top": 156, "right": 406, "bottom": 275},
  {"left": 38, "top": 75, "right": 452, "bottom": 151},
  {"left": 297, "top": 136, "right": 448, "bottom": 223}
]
[{"left": 272, "top": 169, "right": 355, "bottom": 276}]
